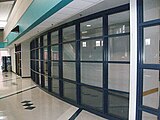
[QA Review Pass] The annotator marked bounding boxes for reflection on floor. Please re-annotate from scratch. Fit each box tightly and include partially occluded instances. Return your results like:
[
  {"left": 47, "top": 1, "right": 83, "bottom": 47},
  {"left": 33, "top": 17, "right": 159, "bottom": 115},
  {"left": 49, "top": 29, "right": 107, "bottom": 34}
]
[
  {"left": 76, "top": 111, "right": 107, "bottom": 120},
  {"left": 0, "top": 72, "right": 108, "bottom": 120}
]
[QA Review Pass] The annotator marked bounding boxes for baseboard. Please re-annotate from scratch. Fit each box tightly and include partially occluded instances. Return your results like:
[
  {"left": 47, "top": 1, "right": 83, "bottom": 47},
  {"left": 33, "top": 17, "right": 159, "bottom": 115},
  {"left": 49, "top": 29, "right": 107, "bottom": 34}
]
[{"left": 22, "top": 76, "right": 31, "bottom": 78}]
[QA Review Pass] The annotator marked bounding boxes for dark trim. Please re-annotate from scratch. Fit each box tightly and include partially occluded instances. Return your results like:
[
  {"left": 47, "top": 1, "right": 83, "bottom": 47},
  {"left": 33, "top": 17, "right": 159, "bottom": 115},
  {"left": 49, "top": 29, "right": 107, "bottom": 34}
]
[
  {"left": 76, "top": 23, "right": 81, "bottom": 105},
  {"left": 0, "top": 86, "right": 37, "bottom": 99},
  {"left": 59, "top": 28, "right": 63, "bottom": 97},
  {"left": 103, "top": 15, "right": 108, "bottom": 114},
  {"left": 48, "top": 32, "right": 52, "bottom": 92},
  {"left": 69, "top": 108, "right": 83, "bottom": 120},
  {"left": 137, "top": 0, "right": 160, "bottom": 119},
  {"left": 140, "top": 19, "right": 160, "bottom": 27},
  {"left": 11, "top": 70, "right": 16, "bottom": 74},
  {"left": 22, "top": 76, "right": 31, "bottom": 78}
]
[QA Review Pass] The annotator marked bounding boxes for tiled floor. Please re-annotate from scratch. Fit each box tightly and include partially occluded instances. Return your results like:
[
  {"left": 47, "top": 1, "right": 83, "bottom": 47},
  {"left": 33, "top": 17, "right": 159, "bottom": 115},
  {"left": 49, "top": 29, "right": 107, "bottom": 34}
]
[{"left": 0, "top": 72, "right": 108, "bottom": 120}]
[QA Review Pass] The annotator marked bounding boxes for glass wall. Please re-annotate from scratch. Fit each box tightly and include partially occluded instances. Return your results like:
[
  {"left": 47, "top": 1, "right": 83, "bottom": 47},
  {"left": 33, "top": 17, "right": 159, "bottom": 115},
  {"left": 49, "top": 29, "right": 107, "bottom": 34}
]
[
  {"left": 137, "top": 0, "right": 160, "bottom": 119},
  {"left": 30, "top": 4, "right": 130, "bottom": 120},
  {"left": 51, "top": 31, "right": 59, "bottom": 94}
]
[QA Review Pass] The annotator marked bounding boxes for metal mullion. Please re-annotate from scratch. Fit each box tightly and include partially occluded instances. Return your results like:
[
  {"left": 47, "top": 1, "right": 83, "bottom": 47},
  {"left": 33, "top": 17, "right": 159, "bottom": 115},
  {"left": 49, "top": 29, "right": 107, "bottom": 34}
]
[
  {"left": 63, "top": 60, "right": 76, "bottom": 62},
  {"left": 59, "top": 29, "right": 63, "bottom": 97},
  {"left": 108, "top": 32, "right": 130, "bottom": 38},
  {"left": 62, "top": 40, "right": 76, "bottom": 44},
  {"left": 103, "top": 15, "right": 108, "bottom": 114},
  {"left": 76, "top": 23, "right": 81, "bottom": 105},
  {"left": 137, "top": 0, "right": 144, "bottom": 119},
  {"left": 108, "top": 61, "right": 130, "bottom": 64},
  {"left": 80, "top": 61, "right": 103, "bottom": 63},
  {"left": 80, "top": 36, "right": 103, "bottom": 41},
  {"left": 48, "top": 32, "right": 52, "bottom": 92},
  {"left": 141, "top": 64, "right": 160, "bottom": 70},
  {"left": 141, "top": 106, "right": 159, "bottom": 116},
  {"left": 140, "top": 19, "right": 160, "bottom": 27},
  {"left": 40, "top": 36, "right": 45, "bottom": 88}
]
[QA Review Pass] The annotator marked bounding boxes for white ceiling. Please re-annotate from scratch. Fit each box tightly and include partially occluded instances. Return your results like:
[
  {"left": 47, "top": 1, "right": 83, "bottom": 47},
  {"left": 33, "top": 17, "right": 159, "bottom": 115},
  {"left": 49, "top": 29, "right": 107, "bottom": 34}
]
[
  {"left": 0, "top": 1, "right": 15, "bottom": 29},
  {"left": 9, "top": 0, "right": 129, "bottom": 48}
]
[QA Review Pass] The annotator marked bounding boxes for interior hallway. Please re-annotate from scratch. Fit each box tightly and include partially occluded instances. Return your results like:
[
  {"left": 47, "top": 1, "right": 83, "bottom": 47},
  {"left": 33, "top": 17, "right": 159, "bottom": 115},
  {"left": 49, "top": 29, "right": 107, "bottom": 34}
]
[{"left": 0, "top": 72, "right": 107, "bottom": 120}]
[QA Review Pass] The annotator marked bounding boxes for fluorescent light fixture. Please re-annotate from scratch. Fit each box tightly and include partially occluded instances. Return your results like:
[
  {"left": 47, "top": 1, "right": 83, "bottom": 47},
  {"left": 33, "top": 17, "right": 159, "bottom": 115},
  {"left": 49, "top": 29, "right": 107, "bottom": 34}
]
[
  {"left": 86, "top": 24, "right": 91, "bottom": 27},
  {"left": 96, "top": 41, "right": 100, "bottom": 46},
  {"left": 0, "top": 21, "right": 7, "bottom": 28},
  {"left": 145, "top": 38, "right": 150, "bottom": 45},
  {"left": 81, "top": 36, "right": 90, "bottom": 39},
  {"left": 82, "top": 31, "right": 88, "bottom": 34},
  {"left": 82, "top": 42, "right": 86, "bottom": 47},
  {"left": 0, "top": 116, "right": 6, "bottom": 119}
]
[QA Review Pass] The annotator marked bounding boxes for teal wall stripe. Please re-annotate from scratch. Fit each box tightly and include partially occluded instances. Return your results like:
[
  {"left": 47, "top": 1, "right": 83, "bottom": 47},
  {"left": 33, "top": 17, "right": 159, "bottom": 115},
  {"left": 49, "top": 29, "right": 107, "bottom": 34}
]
[
  {"left": 0, "top": 42, "right": 7, "bottom": 48},
  {"left": 6, "top": 0, "right": 73, "bottom": 46}
]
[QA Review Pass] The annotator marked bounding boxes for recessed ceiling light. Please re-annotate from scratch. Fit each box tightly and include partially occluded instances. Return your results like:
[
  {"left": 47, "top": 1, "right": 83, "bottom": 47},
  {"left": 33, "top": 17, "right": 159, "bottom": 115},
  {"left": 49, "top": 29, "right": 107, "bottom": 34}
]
[
  {"left": 86, "top": 24, "right": 91, "bottom": 27},
  {"left": 0, "top": 21, "right": 7, "bottom": 28}
]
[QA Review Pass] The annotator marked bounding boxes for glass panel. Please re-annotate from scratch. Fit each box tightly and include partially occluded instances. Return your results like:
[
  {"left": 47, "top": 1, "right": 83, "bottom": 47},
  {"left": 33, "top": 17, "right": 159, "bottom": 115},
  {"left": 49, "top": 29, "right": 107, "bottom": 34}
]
[
  {"left": 81, "top": 39, "right": 103, "bottom": 61},
  {"left": 35, "top": 73, "right": 39, "bottom": 84},
  {"left": 108, "top": 90, "right": 129, "bottom": 119},
  {"left": 108, "top": 11, "right": 130, "bottom": 35},
  {"left": 143, "top": 69, "right": 159, "bottom": 109},
  {"left": 43, "top": 61, "right": 48, "bottom": 75},
  {"left": 51, "top": 62, "right": 59, "bottom": 94},
  {"left": 43, "top": 35, "right": 47, "bottom": 46},
  {"left": 143, "top": 0, "right": 160, "bottom": 21},
  {"left": 32, "top": 50, "right": 35, "bottom": 59},
  {"left": 51, "top": 45, "right": 59, "bottom": 60},
  {"left": 44, "top": 75, "right": 48, "bottom": 89},
  {"left": 142, "top": 112, "right": 158, "bottom": 120},
  {"left": 81, "top": 18, "right": 102, "bottom": 39},
  {"left": 35, "top": 61, "right": 39, "bottom": 72},
  {"left": 39, "top": 74, "right": 41, "bottom": 85},
  {"left": 38, "top": 49, "right": 41, "bottom": 60},
  {"left": 36, "top": 49, "right": 39, "bottom": 59},
  {"left": 43, "top": 47, "right": 48, "bottom": 61},
  {"left": 63, "top": 26, "right": 75, "bottom": 42},
  {"left": 63, "top": 82, "right": 76, "bottom": 101},
  {"left": 52, "top": 78, "right": 59, "bottom": 94},
  {"left": 63, "top": 42, "right": 76, "bottom": 60},
  {"left": 51, "top": 31, "right": 59, "bottom": 44},
  {"left": 35, "top": 39, "right": 38, "bottom": 48},
  {"left": 143, "top": 26, "right": 160, "bottom": 64},
  {"left": 51, "top": 62, "right": 59, "bottom": 77},
  {"left": 63, "top": 62, "right": 76, "bottom": 81},
  {"left": 81, "top": 86, "right": 103, "bottom": 111},
  {"left": 38, "top": 38, "right": 41, "bottom": 47},
  {"left": 81, "top": 63, "right": 102, "bottom": 87},
  {"left": 108, "top": 64, "right": 130, "bottom": 92},
  {"left": 39, "top": 60, "right": 41, "bottom": 73},
  {"left": 108, "top": 35, "right": 130, "bottom": 61}
]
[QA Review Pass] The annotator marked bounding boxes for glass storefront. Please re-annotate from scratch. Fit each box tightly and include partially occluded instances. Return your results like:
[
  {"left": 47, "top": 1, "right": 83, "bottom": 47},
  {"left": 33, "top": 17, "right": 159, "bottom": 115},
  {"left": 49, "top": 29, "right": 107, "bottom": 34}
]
[
  {"left": 137, "top": 0, "right": 160, "bottom": 119},
  {"left": 30, "top": 4, "right": 130, "bottom": 120}
]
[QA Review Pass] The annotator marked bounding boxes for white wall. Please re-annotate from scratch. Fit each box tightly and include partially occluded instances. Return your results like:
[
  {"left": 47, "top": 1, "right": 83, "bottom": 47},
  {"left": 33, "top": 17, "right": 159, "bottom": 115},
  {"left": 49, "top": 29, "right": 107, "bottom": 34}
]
[
  {"left": 129, "top": 0, "right": 138, "bottom": 120},
  {"left": 21, "top": 40, "right": 30, "bottom": 77}
]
